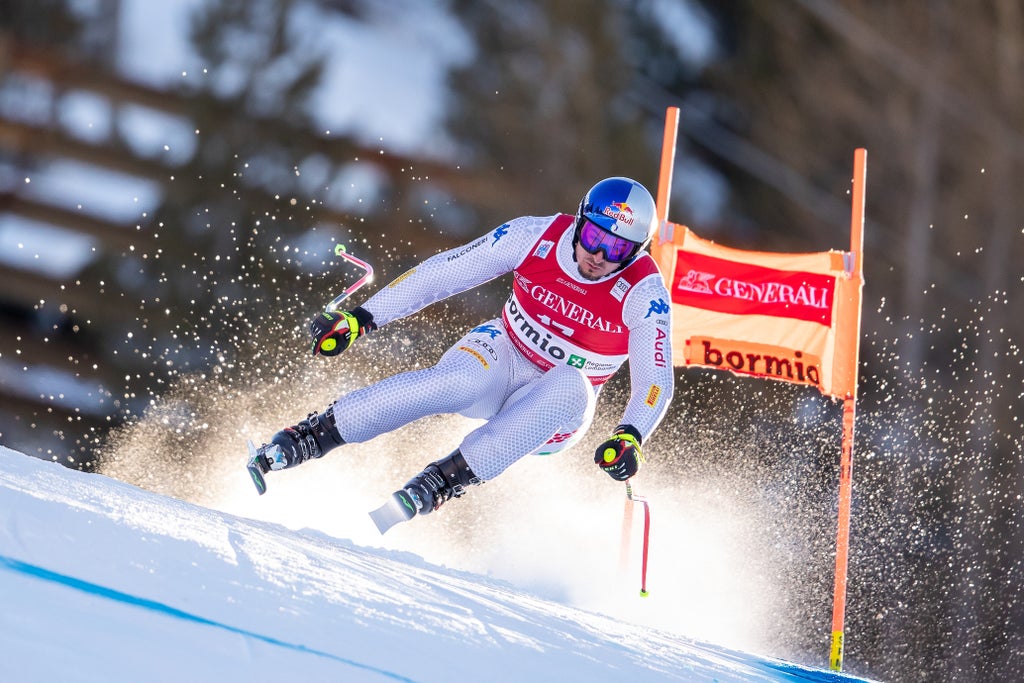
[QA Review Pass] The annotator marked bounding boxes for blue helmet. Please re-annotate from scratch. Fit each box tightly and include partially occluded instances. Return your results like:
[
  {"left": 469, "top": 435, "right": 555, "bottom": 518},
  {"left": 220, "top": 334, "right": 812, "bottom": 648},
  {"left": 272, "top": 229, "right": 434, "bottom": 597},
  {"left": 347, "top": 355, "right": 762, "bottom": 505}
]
[{"left": 576, "top": 177, "right": 658, "bottom": 248}]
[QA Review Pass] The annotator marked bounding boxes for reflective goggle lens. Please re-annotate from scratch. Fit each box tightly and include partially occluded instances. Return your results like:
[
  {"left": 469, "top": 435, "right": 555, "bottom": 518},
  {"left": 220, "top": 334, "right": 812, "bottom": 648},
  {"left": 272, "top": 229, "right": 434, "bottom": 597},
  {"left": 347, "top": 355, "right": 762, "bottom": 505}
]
[{"left": 579, "top": 219, "right": 638, "bottom": 263}]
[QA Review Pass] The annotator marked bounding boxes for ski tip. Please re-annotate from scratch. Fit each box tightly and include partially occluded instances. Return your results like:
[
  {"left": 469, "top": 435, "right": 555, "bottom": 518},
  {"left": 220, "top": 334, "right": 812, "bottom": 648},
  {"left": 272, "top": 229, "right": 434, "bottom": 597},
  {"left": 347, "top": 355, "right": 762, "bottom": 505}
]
[
  {"left": 369, "top": 490, "right": 418, "bottom": 535},
  {"left": 247, "top": 463, "right": 267, "bottom": 496}
]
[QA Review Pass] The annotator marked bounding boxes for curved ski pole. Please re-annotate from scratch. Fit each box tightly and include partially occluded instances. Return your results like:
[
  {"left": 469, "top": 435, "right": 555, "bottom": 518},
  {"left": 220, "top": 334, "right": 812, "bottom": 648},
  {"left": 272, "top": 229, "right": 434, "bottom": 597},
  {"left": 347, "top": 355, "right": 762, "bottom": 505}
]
[
  {"left": 325, "top": 244, "right": 374, "bottom": 312},
  {"left": 624, "top": 480, "right": 651, "bottom": 597}
]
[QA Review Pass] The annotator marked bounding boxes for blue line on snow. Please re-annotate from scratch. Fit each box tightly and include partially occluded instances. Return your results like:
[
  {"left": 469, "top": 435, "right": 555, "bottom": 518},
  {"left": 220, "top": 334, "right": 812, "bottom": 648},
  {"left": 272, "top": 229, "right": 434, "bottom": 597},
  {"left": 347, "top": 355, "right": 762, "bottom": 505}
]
[{"left": 0, "top": 554, "right": 416, "bottom": 682}]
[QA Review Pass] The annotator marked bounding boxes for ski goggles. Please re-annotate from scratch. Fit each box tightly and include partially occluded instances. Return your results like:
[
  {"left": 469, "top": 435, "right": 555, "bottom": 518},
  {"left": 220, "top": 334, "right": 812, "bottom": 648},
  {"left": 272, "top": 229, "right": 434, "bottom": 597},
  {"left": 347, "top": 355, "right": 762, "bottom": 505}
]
[{"left": 578, "top": 218, "right": 640, "bottom": 263}]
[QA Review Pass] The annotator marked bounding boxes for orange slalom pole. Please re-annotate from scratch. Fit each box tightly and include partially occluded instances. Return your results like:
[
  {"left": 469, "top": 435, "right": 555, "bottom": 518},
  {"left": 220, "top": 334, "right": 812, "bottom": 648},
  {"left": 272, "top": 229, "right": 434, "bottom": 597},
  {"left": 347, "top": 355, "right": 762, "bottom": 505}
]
[
  {"left": 830, "top": 148, "right": 866, "bottom": 671},
  {"left": 656, "top": 106, "right": 679, "bottom": 233},
  {"left": 831, "top": 397, "right": 857, "bottom": 670},
  {"left": 653, "top": 106, "right": 680, "bottom": 271}
]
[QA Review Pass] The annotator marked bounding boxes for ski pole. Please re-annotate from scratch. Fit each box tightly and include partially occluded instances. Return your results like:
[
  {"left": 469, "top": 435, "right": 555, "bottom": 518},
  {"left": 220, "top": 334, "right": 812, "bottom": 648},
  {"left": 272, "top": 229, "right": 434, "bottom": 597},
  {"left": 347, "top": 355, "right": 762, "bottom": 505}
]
[
  {"left": 618, "top": 489, "right": 635, "bottom": 577},
  {"left": 624, "top": 480, "right": 651, "bottom": 597},
  {"left": 325, "top": 244, "right": 374, "bottom": 312}
]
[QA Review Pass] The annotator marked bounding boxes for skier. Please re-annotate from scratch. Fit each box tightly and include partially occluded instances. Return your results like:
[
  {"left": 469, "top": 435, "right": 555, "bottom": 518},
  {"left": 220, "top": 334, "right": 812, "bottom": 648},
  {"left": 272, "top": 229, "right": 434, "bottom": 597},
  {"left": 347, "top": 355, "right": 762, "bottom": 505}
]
[{"left": 249, "top": 177, "right": 674, "bottom": 528}]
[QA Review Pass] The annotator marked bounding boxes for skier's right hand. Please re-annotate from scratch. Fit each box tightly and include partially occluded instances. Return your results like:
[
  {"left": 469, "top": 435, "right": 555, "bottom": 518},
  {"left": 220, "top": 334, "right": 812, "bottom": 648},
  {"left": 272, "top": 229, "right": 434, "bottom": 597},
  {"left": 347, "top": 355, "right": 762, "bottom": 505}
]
[
  {"left": 310, "top": 306, "right": 376, "bottom": 356},
  {"left": 594, "top": 425, "right": 644, "bottom": 481}
]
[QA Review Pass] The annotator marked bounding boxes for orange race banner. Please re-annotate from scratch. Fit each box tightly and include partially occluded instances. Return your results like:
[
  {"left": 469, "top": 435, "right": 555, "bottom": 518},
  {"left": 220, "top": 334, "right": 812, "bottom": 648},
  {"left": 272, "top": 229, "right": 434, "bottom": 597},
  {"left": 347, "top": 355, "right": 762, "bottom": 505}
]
[{"left": 653, "top": 223, "right": 862, "bottom": 400}]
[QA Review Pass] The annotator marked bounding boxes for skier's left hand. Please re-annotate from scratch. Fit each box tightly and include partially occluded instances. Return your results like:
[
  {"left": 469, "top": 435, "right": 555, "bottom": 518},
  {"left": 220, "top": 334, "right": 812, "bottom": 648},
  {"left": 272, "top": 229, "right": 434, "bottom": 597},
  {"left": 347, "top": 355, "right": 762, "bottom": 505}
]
[{"left": 594, "top": 425, "right": 644, "bottom": 481}]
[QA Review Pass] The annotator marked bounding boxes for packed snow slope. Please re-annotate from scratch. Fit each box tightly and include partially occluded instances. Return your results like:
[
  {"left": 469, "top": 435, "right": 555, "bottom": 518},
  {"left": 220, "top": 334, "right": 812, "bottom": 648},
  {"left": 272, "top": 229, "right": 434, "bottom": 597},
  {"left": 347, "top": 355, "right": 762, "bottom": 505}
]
[{"left": 0, "top": 446, "right": 876, "bottom": 682}]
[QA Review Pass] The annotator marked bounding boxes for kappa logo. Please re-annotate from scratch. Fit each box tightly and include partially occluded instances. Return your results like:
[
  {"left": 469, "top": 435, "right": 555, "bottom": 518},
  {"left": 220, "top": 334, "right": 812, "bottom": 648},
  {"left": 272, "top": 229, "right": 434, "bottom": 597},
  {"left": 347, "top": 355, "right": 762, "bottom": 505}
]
[
  {"left": 492, "top": 224, "right": 509, "bottom": 245},
  {"left": 678, "top": 269, "right": 715, "bottom": 294},
  {"left": 471, "top": 324, "right": 502, "bottom": 339},
  {"left": 646, "top": 298, "right": 670, "bottom": 318}
]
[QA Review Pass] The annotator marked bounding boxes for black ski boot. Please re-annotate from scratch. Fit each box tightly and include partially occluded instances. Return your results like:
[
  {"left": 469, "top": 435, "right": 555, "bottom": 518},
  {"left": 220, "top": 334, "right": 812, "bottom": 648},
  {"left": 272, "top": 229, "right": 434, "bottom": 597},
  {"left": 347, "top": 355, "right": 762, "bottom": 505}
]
[
  {"left": 368, "top": 450, "right": 483, "bottom": 533},
  {"left": 250, "top": 405, "right": 344, "bottom": 475},
  {"left": 404, "top": 450, "right": 482, "bottom": 515}
]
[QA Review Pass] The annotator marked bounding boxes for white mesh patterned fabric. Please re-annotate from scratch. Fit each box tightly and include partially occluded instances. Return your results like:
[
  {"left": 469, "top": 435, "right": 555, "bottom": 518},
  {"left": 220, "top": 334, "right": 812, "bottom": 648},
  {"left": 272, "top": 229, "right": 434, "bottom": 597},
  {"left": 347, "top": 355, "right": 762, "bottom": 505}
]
[
  {"left": 459, "top": 362, "right": 595, "bottom": 479},
  {"left": 363, "top": 217, "right": 551, "bottom": 328},
  {"left": 331, "top": 319, "right": 597, "bottom": 480}
]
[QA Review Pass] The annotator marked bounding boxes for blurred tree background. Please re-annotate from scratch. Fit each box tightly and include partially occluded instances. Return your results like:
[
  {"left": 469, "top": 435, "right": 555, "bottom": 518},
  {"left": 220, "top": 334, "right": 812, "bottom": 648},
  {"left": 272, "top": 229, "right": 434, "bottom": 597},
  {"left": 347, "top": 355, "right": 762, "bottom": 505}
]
[{"left": 1, "top": 1, "right": 1021, "bottom": 681}]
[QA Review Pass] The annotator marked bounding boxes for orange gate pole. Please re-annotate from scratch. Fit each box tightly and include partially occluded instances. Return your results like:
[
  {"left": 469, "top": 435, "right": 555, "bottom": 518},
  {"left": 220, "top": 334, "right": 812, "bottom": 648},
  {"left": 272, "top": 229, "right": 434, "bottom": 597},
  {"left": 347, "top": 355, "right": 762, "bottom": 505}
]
[{"left": 830, "top": 148, "right": 866, "bottom": 671}]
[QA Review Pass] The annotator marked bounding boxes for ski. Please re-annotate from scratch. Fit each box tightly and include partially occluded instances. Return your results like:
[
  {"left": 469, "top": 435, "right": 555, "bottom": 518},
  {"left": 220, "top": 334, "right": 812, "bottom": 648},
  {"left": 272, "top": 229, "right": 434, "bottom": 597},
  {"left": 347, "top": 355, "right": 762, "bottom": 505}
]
[
  {"left": 369, "top": 489, "right": 418, "bottom": 534},
  {"left": 246, "top": 440, "right": 269, "bottom": 496}
]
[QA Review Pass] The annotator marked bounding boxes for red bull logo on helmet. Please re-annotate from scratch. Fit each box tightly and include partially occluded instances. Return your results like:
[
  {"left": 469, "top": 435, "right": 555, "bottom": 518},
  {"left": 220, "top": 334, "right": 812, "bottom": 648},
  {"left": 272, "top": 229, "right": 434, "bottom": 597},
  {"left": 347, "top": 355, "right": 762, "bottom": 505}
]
[{"left": 603, "top": 202, "right": 635, "bottom": 225}]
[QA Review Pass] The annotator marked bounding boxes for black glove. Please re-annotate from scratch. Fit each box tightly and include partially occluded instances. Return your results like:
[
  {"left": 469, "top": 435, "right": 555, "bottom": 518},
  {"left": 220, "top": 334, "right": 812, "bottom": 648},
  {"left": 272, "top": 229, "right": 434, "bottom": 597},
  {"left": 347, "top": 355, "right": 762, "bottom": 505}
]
[
  {"left": 594, "top": 424, "right": 644, "bottom": 481},
  {"left": 310, "top": 306, "right": 377, "bottom": 356}
]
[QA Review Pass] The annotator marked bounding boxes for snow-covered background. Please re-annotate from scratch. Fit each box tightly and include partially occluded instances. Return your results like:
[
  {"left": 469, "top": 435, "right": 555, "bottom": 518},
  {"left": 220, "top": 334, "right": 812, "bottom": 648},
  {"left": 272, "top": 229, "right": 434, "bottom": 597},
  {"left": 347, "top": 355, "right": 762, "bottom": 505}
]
[{"left": 0, "top": 445, "right": 875, "bottom": 682}]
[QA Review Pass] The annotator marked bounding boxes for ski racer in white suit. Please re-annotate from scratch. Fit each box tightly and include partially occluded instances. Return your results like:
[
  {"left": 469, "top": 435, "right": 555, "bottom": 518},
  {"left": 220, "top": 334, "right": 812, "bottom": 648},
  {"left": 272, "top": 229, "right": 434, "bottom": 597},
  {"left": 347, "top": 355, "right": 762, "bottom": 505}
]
[{"left": 251, "top": 177, "right": 675, "bottom": 521}]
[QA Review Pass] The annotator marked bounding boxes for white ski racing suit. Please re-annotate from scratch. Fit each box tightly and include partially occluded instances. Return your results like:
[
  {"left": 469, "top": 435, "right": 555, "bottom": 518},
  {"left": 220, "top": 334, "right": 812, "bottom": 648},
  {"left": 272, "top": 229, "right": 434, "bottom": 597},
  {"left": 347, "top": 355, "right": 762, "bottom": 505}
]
[{"left": 329, "top": 214, "right": 674, "bottom": 481}]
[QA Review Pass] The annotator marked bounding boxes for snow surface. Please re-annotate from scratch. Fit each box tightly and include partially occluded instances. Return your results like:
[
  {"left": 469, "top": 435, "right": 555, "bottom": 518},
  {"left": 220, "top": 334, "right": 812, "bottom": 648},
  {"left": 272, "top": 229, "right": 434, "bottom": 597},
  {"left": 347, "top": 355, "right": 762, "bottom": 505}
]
[{"left": 0, "top": 446, "right": 876, "bottom": 682}]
